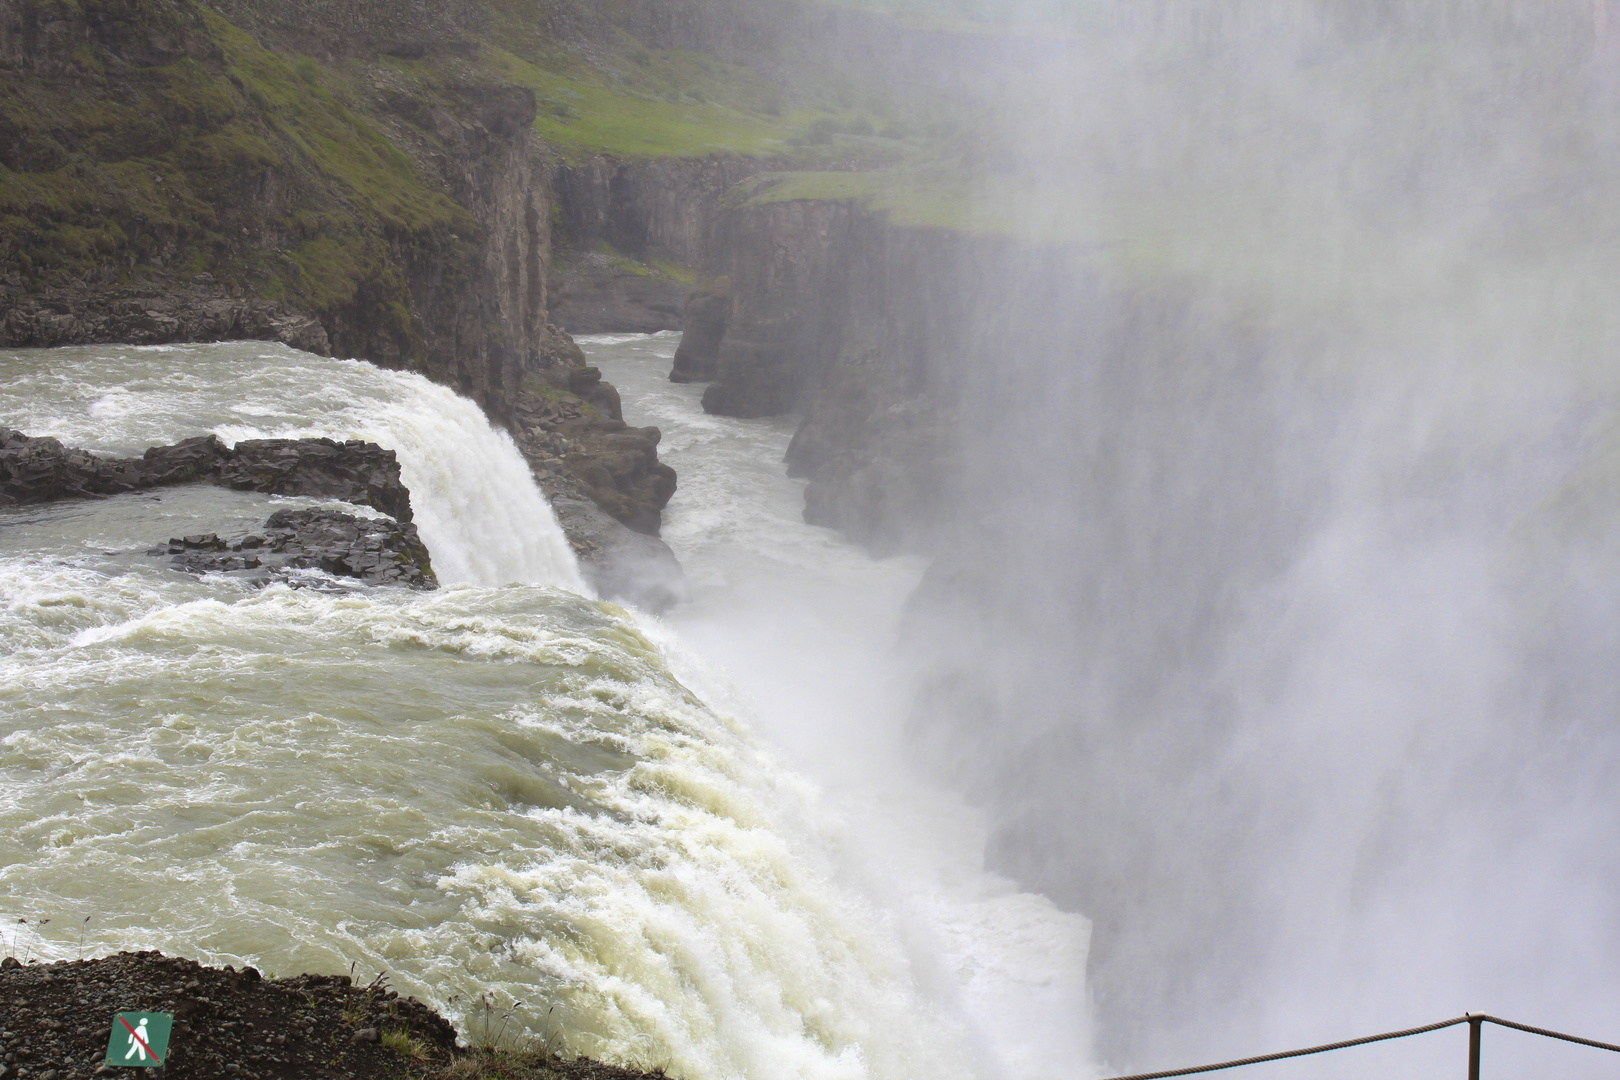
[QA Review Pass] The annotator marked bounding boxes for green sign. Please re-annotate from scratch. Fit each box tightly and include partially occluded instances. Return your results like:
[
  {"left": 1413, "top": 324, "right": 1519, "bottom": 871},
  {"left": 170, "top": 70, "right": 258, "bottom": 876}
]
[{"left": 104, "top": 1012, "right": 172, "bottom": 1068}]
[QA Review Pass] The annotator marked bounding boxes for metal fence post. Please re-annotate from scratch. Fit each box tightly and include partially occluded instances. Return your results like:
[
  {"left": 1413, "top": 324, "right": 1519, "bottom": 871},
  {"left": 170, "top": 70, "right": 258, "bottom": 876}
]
[{"left": 1468, "top": 1015, "right": 1483, "bottom": 1080}]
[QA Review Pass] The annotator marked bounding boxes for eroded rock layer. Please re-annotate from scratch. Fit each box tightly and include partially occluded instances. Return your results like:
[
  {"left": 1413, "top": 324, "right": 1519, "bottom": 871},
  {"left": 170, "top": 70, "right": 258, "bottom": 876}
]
[
  {"left": 0, "top": 429, "right": 413, "bottom": 521},
  {"left": 510, "top": 327, "right": 686, "bottom": 611}
]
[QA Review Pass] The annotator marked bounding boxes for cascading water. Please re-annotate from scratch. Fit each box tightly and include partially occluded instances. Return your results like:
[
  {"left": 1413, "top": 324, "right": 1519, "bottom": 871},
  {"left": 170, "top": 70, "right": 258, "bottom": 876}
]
[
  {"left": 585, "top": 332, "right": 1094, "bottom": 1080},
  {"left": 0, "top": 340, "right": 1087, "bottom": 1080}
]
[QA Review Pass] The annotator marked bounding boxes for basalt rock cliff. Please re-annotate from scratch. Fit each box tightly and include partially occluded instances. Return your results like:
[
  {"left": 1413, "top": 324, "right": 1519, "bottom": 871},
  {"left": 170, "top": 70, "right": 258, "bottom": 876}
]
[
  {"left": 681, "top": 195, "right": 986, "bottom": 555},
  {"left": 0, "top": 0, "right": 552, "bottom": 425}
]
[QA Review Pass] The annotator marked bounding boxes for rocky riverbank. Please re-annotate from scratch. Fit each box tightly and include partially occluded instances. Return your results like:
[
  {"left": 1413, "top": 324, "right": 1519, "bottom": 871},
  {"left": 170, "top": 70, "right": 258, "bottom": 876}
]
[
  {"left": 0, "top": 951, "right": 667, "bottom": 1080},
  {"left": 511, "top": 326, "right": 686, "bottom": 610}
]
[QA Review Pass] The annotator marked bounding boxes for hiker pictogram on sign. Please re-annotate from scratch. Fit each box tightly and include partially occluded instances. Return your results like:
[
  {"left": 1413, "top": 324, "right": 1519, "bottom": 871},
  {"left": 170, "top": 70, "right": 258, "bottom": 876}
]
[{"left": 104, "top": 1011, "right": 172, "bottom": 1068}]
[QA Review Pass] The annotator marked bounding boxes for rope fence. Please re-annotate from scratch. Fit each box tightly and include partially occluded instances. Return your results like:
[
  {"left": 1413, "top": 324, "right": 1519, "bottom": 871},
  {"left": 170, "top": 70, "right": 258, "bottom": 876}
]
[{"left": 1108, "top": 1013, "right": 1620, "bottom": 1080}]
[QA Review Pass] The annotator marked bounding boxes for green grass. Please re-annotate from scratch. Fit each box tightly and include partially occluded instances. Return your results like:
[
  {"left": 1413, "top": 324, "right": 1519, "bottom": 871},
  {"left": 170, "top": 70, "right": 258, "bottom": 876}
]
[
  {"left": 381, "top": 1027, "right": 433, "bottom": 1060},
  {"left": 738, "top": 168, "right": 1059, "bottom": 238},
  {"left": 484, "top": 46, "right": 794, "bottom": 159},
  {"left": 482, "top": 44, "right": 912, "bottom": 165}
]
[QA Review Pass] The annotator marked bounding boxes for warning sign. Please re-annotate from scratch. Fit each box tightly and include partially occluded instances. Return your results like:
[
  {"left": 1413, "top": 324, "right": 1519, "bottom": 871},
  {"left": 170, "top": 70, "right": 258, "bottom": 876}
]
[{"left": 104, "top": 1012, "right": 172, "bottom": 1068}]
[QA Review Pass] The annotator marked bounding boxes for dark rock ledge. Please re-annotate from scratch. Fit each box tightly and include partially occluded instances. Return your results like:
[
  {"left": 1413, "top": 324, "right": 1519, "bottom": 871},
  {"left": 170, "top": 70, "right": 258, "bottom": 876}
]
[
  {"left": 515, "top": 327, "right": 687, "bottom": 613},
  {"left": 1, "top": 428, "right": 433, "bottom": 590},
  {"left": 0, "top": 950, "right": 668, "bottom": 1080},
  {"left": 156, "top": 509, "right": 437, "bottom": 590},
  {"left": 0, "top": 429, "right": 412, "bottom": 522},
  {"left": 0, "top": 290, "right": 330, "bottom": 357}
]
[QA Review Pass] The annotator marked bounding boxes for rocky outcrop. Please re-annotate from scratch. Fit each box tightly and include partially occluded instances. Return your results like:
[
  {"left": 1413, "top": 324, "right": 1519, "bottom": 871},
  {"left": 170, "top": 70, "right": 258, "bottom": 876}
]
[
  {"left": 548, "top": 259, "right": 690, "bottom": 334},
  {"left": 0, "top": 291, "right": 330, "bottom": 354},
  {"left": 514, "top": 331, "right": 677, "bottom": 538},
  {"left": 0, "top": 428, "right": 413, "bottom": 521},
  {"left": 513, "top": 391, "right": 682, "bottom": 608},
  {"left": 669, "top": 280, "right": 729, "bottom": 382},
  {"left": 157, "top": 507, "right": 437, "bottom": 589},
  {"left": 506, "top": 326, "right": 685, "bottom": 610},
  {"left": 0, "top": 950, "right": 670, "bottom": 1080}
]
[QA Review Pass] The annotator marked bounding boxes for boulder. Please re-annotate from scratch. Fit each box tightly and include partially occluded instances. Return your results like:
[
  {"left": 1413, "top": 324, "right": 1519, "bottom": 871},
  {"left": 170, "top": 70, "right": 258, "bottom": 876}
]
[{"left": 219, "top": 439, "right": 413, "bottom": 522}]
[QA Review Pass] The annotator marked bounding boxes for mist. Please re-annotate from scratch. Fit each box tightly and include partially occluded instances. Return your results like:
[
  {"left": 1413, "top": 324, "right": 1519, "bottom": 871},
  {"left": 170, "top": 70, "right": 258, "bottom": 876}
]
[{"left": 889, "top": 0, "right": 1620, "bottom": 1072}]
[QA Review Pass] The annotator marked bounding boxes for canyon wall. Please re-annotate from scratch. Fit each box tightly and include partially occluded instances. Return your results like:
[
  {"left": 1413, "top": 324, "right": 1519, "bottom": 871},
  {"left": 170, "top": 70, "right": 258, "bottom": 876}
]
[
  {"left": 0, "top": 0, "right": 554, "bottom": 424},
  {"left": 546, "top": 155, "right": 765, "bottom": 334},
  {"left": 684, "top": 195, "right": 997, "bottom": 554}
]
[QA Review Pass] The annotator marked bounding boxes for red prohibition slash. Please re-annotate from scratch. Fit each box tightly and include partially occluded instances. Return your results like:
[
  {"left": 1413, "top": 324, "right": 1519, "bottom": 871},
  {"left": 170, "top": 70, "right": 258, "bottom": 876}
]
[{"left": 116, "top": 1015, "right": 164, "bottom": 1066}]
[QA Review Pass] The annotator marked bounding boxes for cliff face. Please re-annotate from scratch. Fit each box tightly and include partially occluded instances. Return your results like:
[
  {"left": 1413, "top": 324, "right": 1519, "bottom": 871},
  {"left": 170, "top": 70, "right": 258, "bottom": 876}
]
[
  {"left": 684, "top": 195, "right": 994, "bottom": 552},
  {"left": 0, "top": 0, "right": 690, "bottom": 569},
  {"left": 387, "top": 81, "right": 547, "bottom": 425},
  {"left": 546, "top": 155, "right": 764, "bottom": 334},
  {"left": 0, "top": 0, "right": 549, "bottom": 422}
]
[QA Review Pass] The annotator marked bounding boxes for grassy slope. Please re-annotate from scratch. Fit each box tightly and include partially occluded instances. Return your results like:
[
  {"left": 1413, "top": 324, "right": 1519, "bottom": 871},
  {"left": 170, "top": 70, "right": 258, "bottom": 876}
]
[
  {"left": 0, "top": 3, "right": 470, "bottom": 331},
  {"left": 480, "top": 39, "right": 914, "bottom": 166},
  {"left": 486, "top": 44, "right": 796, "bottom": 160}
]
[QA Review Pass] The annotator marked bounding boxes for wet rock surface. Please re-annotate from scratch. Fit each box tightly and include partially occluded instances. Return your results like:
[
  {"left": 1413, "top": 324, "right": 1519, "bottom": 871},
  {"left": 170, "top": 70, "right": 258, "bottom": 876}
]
[
  {"left": 0, "top": 430, "right": 413, "bottom": 522},
  {"left": 515, "top": 394, "right": 675, "bottom": 538},
  {"left": 509, "top": 327, "right": 684, "bottom": 611},
  {"left": 154, "top": 509, "right": 437, "bottom": 590},
  {"left": 549, "top": 494, "right": 687, "bottom": 613},
  {"left": 0, "top": 951, "right": 663, "bottom": 1080}
]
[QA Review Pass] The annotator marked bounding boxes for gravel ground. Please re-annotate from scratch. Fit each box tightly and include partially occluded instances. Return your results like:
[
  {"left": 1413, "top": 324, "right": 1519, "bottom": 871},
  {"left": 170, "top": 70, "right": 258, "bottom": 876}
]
[{"left": 0, "top": 952, "right": 666, "bottom": 1080}]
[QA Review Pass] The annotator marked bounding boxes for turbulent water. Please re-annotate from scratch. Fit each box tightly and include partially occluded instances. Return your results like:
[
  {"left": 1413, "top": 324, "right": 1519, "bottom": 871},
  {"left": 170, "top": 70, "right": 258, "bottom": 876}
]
[
  {"left": 586, "top": 333, "right": 1091, "bottom": 1079},
  {"left": 0, "top": 339, "right": 1088, "bottom": 1080}
]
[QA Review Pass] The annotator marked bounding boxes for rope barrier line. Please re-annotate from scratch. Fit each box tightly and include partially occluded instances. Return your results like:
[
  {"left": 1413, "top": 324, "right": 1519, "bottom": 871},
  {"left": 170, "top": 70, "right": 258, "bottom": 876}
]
[
  {"left": 1106, "top": 1016, "right": 1472, "bottom": 1080},
  {"left": 1471, "top": 1014, "right": 1620, "bottom": 1055},
  {"left": 1106, "top": 1013, "right": 1620, "bottom": 1080}
]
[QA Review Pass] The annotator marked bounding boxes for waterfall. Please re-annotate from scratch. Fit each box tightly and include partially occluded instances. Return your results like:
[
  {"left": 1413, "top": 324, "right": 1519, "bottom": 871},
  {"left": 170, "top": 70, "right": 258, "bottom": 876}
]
[{"left": 0, "top": 341, "right": 583, "bottom": 590}]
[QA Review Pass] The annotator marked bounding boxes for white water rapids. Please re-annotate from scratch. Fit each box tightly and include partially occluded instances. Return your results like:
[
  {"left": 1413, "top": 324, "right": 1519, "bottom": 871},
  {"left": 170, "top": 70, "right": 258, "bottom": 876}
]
[{"left": 0, "top": 339, "right": 1089, "bottom": 1080}]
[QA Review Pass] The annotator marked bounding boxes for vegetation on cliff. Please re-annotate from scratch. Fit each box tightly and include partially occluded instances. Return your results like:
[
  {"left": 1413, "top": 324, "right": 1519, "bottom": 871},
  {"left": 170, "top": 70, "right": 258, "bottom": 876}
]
[
  {"left": 0, "top": 0, "right": 942, "bottom": 291},
  {"left": 0, "top": 3, "right": 471, "bottom": 347}
]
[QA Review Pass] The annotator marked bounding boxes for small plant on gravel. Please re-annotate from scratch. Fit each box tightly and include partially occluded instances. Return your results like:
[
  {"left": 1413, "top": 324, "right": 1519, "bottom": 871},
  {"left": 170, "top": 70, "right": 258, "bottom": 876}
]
[{"left": 380, "top": 1027, "right": 432, "bottom": 1060}]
